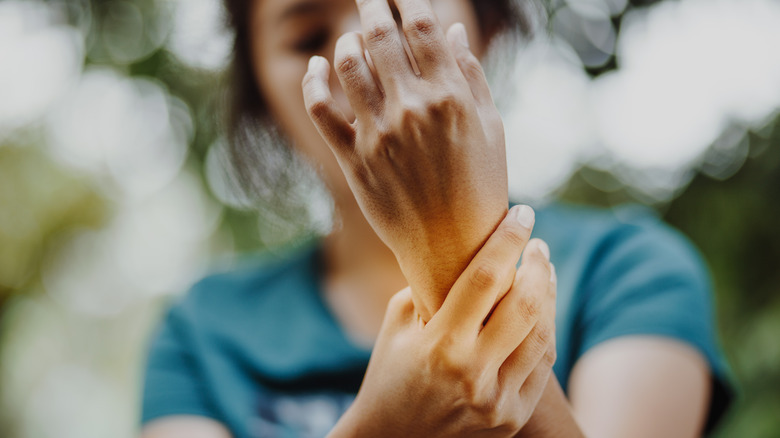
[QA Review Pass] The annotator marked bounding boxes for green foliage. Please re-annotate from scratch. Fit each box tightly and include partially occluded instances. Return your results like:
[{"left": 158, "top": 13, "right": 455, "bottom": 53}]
[{"left": 0, "top": 145, "right": 108, "bottom": 310}]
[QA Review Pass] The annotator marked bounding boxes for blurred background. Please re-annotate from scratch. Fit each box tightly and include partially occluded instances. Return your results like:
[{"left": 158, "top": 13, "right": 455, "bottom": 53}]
[{"left": 0, "top": 0, "right": 778, "bottom": 437}]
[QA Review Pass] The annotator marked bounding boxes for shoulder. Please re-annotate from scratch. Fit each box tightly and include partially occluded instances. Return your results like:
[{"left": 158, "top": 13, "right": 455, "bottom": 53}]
[
  {"left": 531, "top": 203, "right": 727, "bottom": 376},
  {"left": 533, "top": 202, "right": 708, "bottom": 286},
  {"left": 532, "top": 202, "right": 713, "bottom": 324},
  {"left": 535, "top": 202, "right": 698, "bottom": 250}
]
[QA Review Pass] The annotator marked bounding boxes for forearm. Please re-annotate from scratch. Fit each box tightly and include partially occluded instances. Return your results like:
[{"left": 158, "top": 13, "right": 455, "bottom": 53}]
[{"left": 517, "top": 375, "right": 586, "bottom": 438}]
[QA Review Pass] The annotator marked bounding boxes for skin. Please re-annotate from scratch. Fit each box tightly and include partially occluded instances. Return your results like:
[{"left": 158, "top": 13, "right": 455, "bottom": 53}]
[
  {"left": 142, "top": 0, "right": 712, "bottom": 436},
  {"left": 259, "top": 0, "right": 506, "bottom": 323},
  {"left": 329, "top": 209, "right": 557, "bottom": 437}
]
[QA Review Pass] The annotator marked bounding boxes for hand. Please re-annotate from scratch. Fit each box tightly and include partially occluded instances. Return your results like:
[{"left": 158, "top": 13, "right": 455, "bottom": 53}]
[
  {"left": 328, "top": 206, "right": 558, "bottom": 438},
  {"left": 303, "top": 0, "right": 509, "bottom": 321}
]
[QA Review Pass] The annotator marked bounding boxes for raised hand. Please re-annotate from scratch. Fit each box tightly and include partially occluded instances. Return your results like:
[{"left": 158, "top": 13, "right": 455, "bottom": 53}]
[{"left": 303, "top": 0, "right": 509, "bottom": 321}]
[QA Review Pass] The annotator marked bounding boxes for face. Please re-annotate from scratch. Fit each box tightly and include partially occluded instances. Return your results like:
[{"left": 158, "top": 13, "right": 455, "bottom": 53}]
[{"left": 249, "top": 0, "right": 486, "bottom": 204}]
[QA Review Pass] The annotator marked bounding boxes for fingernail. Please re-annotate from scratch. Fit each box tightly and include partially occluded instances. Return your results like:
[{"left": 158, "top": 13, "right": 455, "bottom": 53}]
[
  {"left": 538, "top": 240, "right": 550, "bottom": 261},
  {"left": 513, "top": 205, "right": 535, "bottom": 229},
  {"left": 455, "top": 23, "right": 469, "bottom": 48}
]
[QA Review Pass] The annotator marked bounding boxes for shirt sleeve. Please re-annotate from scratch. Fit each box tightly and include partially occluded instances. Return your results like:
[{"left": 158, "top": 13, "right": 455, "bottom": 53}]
[
  {"left": 141, "top": 303, "right": 221, "bottom": 425},
  {"left": 575, "top": 213, "right": 732, "bottom": 431}
]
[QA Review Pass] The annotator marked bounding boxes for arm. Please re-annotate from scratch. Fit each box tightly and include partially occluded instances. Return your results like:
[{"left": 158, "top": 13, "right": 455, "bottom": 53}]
[
  {"left": 520, "top": 215, "right": 719, "bottom": 438},
  {"left": 515, "top": 340, "right": 709, "bottom": 438},
  {"left": 567, "top": 337, "right": 710, "bottom": 438},
  {"left": 516, "top": 339, "right": 710, "bottom": 438}
]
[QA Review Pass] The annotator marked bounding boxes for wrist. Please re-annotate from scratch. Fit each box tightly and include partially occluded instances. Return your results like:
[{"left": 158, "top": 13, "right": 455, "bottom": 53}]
[
  {"left": 397, "top": 249, "right": 470, "bottom": 321},
  {"left": 396, "top": 225, "right": 500, "bottom": 321}
]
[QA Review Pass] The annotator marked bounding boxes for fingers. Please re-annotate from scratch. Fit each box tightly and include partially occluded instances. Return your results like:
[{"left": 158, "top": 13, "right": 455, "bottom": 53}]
[
  {"left": 303, "top": 56, "right": 356, "bottom": 154},
  {"left": 354, "top": 0, "right": 415, "bottom": 90},
  {"left": 394, "top": 0, "right": 457, "bottom": 76},
  {"left": 334, "top": 32, "right": 384, "bottom": 121},
  {"left": 446, "top": 23, "right": 494, "bottom": 109},
  {"left": 495, "top": 258, "right": 557, "bottom": 389},
  {"left": 431, "top": 205, "right": 536, "bottom": 335}
]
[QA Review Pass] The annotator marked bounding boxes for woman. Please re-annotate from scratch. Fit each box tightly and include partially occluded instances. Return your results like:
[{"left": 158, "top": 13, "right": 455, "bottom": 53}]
[{"left": 141, "top": 0, "right": 730, "bottom": 437}]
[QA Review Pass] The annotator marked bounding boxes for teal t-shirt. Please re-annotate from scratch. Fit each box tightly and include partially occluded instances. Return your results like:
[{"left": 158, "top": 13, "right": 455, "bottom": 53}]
[{"left": 141, "top": 204, "right": 732, "bottom": 437}]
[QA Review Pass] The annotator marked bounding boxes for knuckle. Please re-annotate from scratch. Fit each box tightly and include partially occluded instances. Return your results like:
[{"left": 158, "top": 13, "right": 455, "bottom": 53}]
[
  {"left": 499, "top": 223, "right": 527, "bottom": 248},
  {"left": 515, "top": 296, "right": 542, "bottom": 320},
  {"left": 430, "top": 91, "right": 461, "bottom": 109},
  {"left": 371, "top": 129, "right": 400, "bottom": 157},
  {"left": 334, "top": 53, "right": 363, "bottom": 77},
  {"left": 427, "top": 340, "right": 472, "bottom": 380},
  {"left": 365, "top": 21, "right": 397, "bottom": 46},
  {"left": 504, "top": 420, "right": 523, "bottom": 434},
  {"left": 387, "top": 288, "right": 411, "bottom": 313},
  {"left": 470, "top": 264, "right": 500, "bottom": 290},
  {"left": 305, "top": 98, "right": 330, "bottom": 122},
  {"left": 460, "top": 378, "right": 483, "bottom": 404},
  {"left": 471, "top": 391, "right": 514, "bottom": 431},
  {"left": 426, "top": 92, "right": 466, "bottom": 118},
  {"left": 404, "top": 14, "right": 437, "bottom": 38},
  {"left": 460, "top": 54, "right": 485, "bottom": 78},
  {"left": 542, "top": 345, "right": 558, "bottom": 368},
  {"left": 488, "top": 396, "right": 522, "bottom": 433},
  {"left": 396, "top": 104, "right": 426, "bottom": 131},
  {"left": 397, "top": 102, "right": 421, "bottom": 121},
  {"left": 533, "top": 324, "right": 554, "bottom": 352},
  {"left": 479, "top": 406, "right": 503, "bottom": 430},
  {"left": 428, "top": 332, "right": 458, "bottom": 357}
]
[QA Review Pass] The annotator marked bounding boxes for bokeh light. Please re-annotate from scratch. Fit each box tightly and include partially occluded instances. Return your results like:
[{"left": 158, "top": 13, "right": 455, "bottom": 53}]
[
  {"left": 503, "top": 36, "right": 597, "bottom": 201},
  {"left": 1, "top": 0, "right": 779, "bottom": 436},
  {"left": 0, "top": 1, "right": 83, "bottom": 136},
  {"left": 46, "top": 68, "right": 192, "bottom": 199},
  {"left": 502, "top": 0, "right": 780, "bottom": 201},
  {"left": 167, "top": 0, "right": 233, "bottom": 71}
]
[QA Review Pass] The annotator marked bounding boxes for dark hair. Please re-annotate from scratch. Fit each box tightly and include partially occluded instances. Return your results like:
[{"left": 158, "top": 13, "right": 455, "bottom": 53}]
[{"left": 220, "top": 0, "right": 533, "bottom": 226}]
